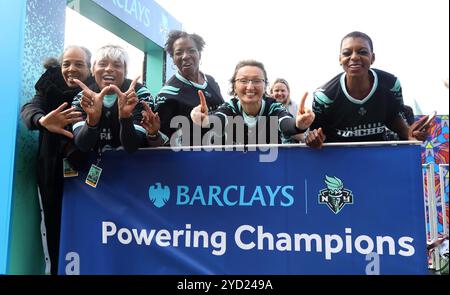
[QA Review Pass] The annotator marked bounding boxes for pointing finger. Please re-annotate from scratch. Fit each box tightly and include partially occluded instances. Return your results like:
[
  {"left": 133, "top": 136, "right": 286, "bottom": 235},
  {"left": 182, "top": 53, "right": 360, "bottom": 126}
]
[
  {"left": 128, "top": 76, "right": 140, "bottom": 92},
  {"left": 299, "top": 92, "right": 308, "bottom": 114},
  {"left": 73, "top": 79, "right": 91, "bottom": 93},
  {"left": 141, "top": 101, "right": 154, "bottom": 115},
  {"left": 198, "top": 90, "right": 207, "bottom": 113}
]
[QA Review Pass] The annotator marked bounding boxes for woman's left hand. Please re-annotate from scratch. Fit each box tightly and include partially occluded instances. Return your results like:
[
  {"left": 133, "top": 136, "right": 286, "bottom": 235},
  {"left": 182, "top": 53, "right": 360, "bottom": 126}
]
[
  {"left": 110, "top": 76, "right": 140, "bottom": 119},
  {"left": 141, "top": 101, "right": 160, "bottom": 136}
]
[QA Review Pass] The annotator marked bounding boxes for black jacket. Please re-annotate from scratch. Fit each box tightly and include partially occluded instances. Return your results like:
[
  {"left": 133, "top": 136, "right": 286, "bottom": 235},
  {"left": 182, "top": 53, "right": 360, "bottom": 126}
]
[{"left": 21, "top": 65, "right": 92, "bottom": 170}]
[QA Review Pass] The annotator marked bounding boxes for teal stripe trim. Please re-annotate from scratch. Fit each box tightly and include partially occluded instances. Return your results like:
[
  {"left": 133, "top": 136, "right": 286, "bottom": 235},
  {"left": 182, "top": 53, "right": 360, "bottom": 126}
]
[
  {"left": 269, "top": 102, "right": 283, "bottom": 114},
  {"left": 136, "top": 88, "right": 150, "bottom": 96},
  {"left": 314, "top": 92, "right": 333, "bottom": 106},
  {"left": 134, "top": 124, "right": 147, "bottom": 135},
  {"left": 159, "top": 89, "right": 178, "bottom": 96},
  {"left": 73, "top": 121, "right": 86, "bottom": 130},
  {"left": 162, "top": 85, "right": 180, "bottom": 92}
]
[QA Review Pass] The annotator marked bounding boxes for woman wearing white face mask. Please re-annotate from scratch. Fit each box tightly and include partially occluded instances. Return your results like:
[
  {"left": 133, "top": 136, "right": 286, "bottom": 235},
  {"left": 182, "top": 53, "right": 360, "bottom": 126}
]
[
  {"left": 190, "top": 60, "right": 314, "bottom": 145},
  {"left": 72, "top": 45, "right": 152, "bottom": 154}
]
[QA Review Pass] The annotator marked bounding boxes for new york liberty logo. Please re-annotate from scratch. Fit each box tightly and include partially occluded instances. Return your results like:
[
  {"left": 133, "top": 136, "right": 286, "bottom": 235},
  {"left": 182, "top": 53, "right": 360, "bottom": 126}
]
[
  {"left": 318, "top": 176, "right": 353, "bottom": 214},
  {"left": 149, "top": 183, "right": 170, "bottom": 208}
]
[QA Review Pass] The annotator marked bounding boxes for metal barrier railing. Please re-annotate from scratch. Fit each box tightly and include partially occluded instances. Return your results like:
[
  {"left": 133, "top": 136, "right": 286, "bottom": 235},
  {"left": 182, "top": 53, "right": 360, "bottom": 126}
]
[
  {"left": 423, "top": 163, "right": 449, "bottom": 272},
  {"left": 423, "top": 163, "right": 440, "bottom": 270},
  {"left": 439, "top": 164, "right": 449, "bottom": 236}
]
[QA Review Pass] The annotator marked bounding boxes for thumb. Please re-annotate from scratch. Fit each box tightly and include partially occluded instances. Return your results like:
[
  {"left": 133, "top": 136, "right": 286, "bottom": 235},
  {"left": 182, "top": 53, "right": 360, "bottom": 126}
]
[
  {"left": 61, "top": 129, "right": 74, "bottom": 139},
  {"left": 102, "top": 85, "right": 116, "bottom": 96},
  {"left": 198, "top": 90, "right": 208, "bottom": 113}
]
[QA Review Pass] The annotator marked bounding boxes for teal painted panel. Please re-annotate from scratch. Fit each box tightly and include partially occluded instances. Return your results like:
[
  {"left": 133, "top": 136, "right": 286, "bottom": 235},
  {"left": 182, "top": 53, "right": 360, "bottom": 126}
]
[
  {"left": 8, "top": 0, "right": 67, "bottom": 275},
  {"left": 0, "top": 0, "right": 27, "bottom": 275}
]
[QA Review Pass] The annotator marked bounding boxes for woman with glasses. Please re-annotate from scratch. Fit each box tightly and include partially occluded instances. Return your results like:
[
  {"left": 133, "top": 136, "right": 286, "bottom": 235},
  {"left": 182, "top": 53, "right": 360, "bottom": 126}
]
[
  {"left": 190, "top": 60, "right": 314, "bottom": 145},
  {"left": 153, "top": 30, "right": 224, "bottom": 146},
  {"left": 305, "top": 31, "right": 431, "bottom": 148}
]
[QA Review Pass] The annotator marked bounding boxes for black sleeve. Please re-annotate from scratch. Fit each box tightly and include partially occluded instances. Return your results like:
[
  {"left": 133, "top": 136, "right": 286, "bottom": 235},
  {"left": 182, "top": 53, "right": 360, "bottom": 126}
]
[
  {"left": 154, "top": 96, "right": 177, "bottom": 139},
  {"left": 309, "top": 91, "right": 329, "bottom": 131},
  {"left": 119, "top": 99, "right": 147, "bottom": 153},
  {"left": 20, "top": 91, "right": 47, "bottom": 130},
  {"left": 279, "top": 117, "right": 305, "bottom": 135},
  {"left": 73, "top": 123, "right": 100, "bottom": 152},
  {"left": 119, "top": 117, "right": 146, "bottom": 153}
]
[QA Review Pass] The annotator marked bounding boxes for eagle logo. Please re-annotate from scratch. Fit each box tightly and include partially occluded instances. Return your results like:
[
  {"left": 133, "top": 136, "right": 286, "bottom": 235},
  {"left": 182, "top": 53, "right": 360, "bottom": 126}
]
[{"left": 149, "top": 183, "right": 170, "bottom": 208}]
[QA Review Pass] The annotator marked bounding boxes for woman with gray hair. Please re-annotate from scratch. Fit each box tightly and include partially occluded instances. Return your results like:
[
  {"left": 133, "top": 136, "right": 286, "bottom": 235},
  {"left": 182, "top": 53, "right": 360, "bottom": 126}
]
[{"left": 72, "top": 44, "right": 153, "bottom": 154}]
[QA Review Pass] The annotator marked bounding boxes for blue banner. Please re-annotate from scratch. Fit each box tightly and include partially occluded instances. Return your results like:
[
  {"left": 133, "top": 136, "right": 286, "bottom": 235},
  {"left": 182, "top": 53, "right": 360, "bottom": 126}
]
[{"left": 60, "top": 144, "right": 427, "bottom": 274}]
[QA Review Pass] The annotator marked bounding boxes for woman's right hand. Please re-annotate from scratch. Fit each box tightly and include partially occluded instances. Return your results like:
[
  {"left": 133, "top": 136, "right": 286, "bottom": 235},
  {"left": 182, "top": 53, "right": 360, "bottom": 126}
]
[
  {"left": 305, "top": 128, "right": 326, "bottom": 149},
  {"left": 38, "top": 102, "right": 82, "bottom": 138},
  {"left": 73, "top": 79, "right": 110, "bottom": 127},
  {"left": 190, "top": 90, "right": 210, "bottom": 127}
]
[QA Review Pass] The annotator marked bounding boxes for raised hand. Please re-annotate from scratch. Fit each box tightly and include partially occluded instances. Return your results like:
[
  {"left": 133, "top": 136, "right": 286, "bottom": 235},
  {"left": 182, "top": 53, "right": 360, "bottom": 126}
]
[
  {"left": 408, "top": 114, "right": 433, "bottom": 141},
  {"left": 190, "top": 90, "right": 210, "bottom": 127},
  {"left": 141, "top": 102, "right": 160, "bottom": 136},
  {"left": 73, "top": 79, "right": 110, "bottom": 126},
  {"left": 295, "top": 92, "right": 315, "bottom": 130},
  {"left": 109, "top": 76, "right": 140, "bottom": 119},
  {"left": 305, "top": 127, "right": 326, "bottom": 149},
  {"left": 38, "top": 102, "right": 82, "bottom": 138}
]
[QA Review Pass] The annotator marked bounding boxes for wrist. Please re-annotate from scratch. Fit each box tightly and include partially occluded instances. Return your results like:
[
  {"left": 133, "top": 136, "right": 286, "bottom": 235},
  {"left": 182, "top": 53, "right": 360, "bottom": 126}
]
[
  {"left": 148, "top": 131, "right": 159, "bottom": 140},
  {"left": 86, "top": 118, "right": 99, "bottom": 128}
]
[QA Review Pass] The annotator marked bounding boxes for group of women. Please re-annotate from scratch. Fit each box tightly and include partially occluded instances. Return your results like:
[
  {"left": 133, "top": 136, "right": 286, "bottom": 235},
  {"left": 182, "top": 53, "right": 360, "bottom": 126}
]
[{"left": 21, "top": 30, "right": 432, "bottom": 274}]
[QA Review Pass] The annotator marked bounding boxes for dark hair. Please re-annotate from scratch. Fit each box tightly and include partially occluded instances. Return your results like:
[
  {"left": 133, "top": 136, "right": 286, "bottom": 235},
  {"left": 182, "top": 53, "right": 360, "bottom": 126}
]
[
  {"left": 165, "top": 30, "right": 206, "bottom": 58},
  {"left": 43, "top": 57, "right": 59, "bottom": 69},
  {"left": 340, "top": 31, "right": 374, "bottom": 52},
  {"left": 229, "top": 60, "right": 268, "bottom": 96}
]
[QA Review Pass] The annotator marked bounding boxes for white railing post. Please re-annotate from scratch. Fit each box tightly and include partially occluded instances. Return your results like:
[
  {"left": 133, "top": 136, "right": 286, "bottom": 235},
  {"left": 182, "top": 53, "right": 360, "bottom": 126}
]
[
  {"left": 423, "top": 163, "right": 440, "bottom": 270},
  {"left": 439, "top": 164, "right": 449, "bottom": 236}
]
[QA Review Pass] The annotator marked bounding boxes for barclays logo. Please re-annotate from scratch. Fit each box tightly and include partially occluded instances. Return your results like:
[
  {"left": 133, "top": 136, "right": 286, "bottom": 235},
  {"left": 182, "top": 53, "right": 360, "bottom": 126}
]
[
  {"left": 149, "top": 183, "right": 170, "bottom": 208},
  {"left": 148, "top": 183, "right": 295, "bottom": 209}
]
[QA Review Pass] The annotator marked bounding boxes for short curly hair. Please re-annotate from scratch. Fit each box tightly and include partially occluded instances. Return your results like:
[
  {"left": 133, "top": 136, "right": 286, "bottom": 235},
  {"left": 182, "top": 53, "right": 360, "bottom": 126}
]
[{"left": 165, "top": 30, "right": 205, "bottom": 58}]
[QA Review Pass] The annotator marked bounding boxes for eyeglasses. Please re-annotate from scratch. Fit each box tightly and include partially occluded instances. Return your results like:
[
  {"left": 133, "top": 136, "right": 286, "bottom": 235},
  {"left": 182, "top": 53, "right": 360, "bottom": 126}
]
[{"left": 235, "top": 78, "right": 266, "bottom": 86}]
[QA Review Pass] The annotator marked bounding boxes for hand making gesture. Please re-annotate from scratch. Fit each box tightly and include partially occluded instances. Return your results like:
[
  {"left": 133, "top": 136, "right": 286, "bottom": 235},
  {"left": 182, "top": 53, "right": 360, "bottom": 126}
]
[
  {"left": 190, "top": 90, "right": 210, "bottom": 127},
  {"left": 109, "top": 76, "right": 140, "bottom": 119},
  {"left": 73, "top": 78, "right": 111, "bottom": 127},
  {"left": 305, "top": 127, "right": 326, "bottom": 149},
  {"left": 38, "top": 102, "right": 82, "bottom": 138},
  {"left": 141, "top": 101, "right": 160, "bottom": 136},
  {"left": 408, "top": 113, "right": 434, "bottom": 141},
  {"left": 295, "top": 92, "right": 315, "bottom": 130}
]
